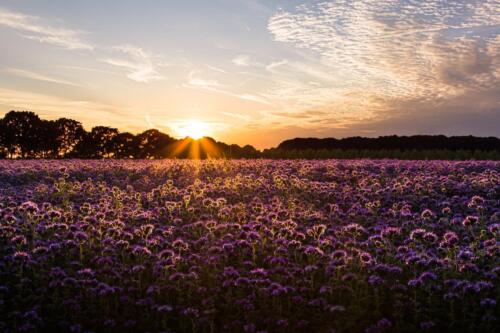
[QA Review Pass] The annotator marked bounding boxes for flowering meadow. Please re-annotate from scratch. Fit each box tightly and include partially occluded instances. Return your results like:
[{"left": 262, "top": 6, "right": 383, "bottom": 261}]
[{"left": 0, "top": 160, "right": 499, "bottom": 333}]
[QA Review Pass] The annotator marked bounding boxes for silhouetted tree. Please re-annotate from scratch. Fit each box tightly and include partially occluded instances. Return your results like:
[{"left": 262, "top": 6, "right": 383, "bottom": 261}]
[
  {"left": 35, "top": 119, "right": 59, "bottom": 158},
  {"left": 52, "top": 118, "right": 85, "bottom": 157},
  {"left": 0, "top": 118, "right": 6, "bottom": 158},
  {"left": 1, "top": 111, "right": 43, "bottom": 158},
  {"left": 136, "top": 129, "right": 176, "bottom": 159},
  {"left": 113, "top": 132, "right": 140, "bottom": 158},
  {"left": 74, "top": 126, "right": 119, "bottom": 158},
  {"left": 240, "top": 144, "right": 259, "bottom": 158}
]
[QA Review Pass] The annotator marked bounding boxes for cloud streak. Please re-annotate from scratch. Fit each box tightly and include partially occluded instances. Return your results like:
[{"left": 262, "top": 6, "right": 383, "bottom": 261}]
[
  {"left": 0, "top": 7, "right": 93, "bottom": 50},
  {"left": 232, "top": 54, "right": 252, "bottom": 67},
  {"left": 6, "top": 68, "right": 81, "bottom": 86},
  {"left": 101, "top": 45, "right": 165, "bottom": 83},
  {"left": 186, "top": 71, "right": 273, "bottom": 106}
]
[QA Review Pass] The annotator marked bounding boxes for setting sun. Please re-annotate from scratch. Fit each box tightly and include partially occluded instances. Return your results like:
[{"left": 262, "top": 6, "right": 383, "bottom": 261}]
[{"left": 176, "top": 120, "right": 209, "bottom": 140}]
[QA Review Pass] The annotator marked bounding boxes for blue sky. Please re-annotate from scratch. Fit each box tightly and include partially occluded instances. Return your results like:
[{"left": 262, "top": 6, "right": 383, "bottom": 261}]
[{"left": 0, "top": 0, "right": 499, "bottom": 148}]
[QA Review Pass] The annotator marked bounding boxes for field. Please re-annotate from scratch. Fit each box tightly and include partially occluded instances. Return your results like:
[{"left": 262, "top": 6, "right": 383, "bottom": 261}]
[{"left": 1, "top": 160, "right": 499, "bottom": 332}]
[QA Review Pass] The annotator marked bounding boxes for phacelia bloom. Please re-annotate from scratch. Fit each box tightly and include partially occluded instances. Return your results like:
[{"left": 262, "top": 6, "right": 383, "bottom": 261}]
[
  {"left": 11, "top": 235, "right": 27, "bottom": 245},
  {"left": 343, "top": 223, "right": 366, "bottom": 235},
  {"left": 462, "top": 215, "right": 479, "bottom": 227},
  {"left": 250, "top": 268, "right": 267, "bottom": 276},
  {"left": 408, "top": 279, "right": 421, "bottom": 287},
  {"left": 480, "top": 298, "right": 497, "bottom": 306},
  {"left": 359, "top": 252, "right": 373, "bottom": 265},
  {"left": 380, "top": 227, "right": 401, "bottom": 238},
  {"left": 488, "top": 223, "right": 500, "bottom": 236},
  {"left": 303, "top": 246, "right": 324, "bottom": 257},
  {"left": 423, "top": 232, "right": 438, "bottom": 243},
  {"left": 365, "top": 318, "right": 392, "bottom": 333},
  {"left": 156, "top": 304, "right": 173, "bottom": 313},
  {"left": 420, "top": 321, "right": 435, "bottom": 330},
  {"left": 133, "top": 243, "right": 153, "bottom": 256},
  {"left": 331, "top": 249, "right": 347, "bottom": 259},
  {"left": 421, "top": 209, "right": 435, "bottom": 220},
  {"left": 73, "top": 231, "right": 88, "bottom": 241},
  {"left": 368, "top": 275, "right": 384, "bottom": 285},
  {"left": 243, "top": 323, "right": 256, "bottom": 332},
  {"left": 77, "top": 268, "right": 95, "bottom": 278},
  {"left": 181, "top": 307, "right": 200, "bottom": 318},
  {"left": 468, "top": 195, "right": 484, "bottom": 208},
  {"left": 13, "top": 251, "right": 31, "bottom": 262},
  {"left": 326, "top": 305, "right": 346, "bottom": 313},
  {"left": 443, "top": 231, "right": 458, "bottom": 245},
  {"left": 410, "top": 228, "right": 426, "bottom": 240},
  {"left": 419, "top": 271, "right": 438, "bottom": 281},
  {"left": 21, "top": 201, "right": 39, "bottom": 213},
  {"left": 400, "top": 205, "right": 412, "bottom": 217}
]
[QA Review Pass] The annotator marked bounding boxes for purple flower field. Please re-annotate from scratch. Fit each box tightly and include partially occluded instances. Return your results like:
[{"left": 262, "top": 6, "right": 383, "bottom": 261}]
[{"left": 0, "top": 160, "right": 499, "bottom": 333}]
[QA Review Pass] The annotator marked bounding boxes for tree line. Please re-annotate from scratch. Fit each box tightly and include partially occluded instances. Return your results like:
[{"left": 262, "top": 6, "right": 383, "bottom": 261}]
[
  {"left": 261, "top": 148, "right": 500, "bottom": 160},
  {"left": 277, "top": 136, "right": 500, "bottom": 152},
  {"left": 0, "top": 111, "right": 258, "bottom": 159},
  {"left": 267, "top": 136, "right": 500, "bottom": 160},
  {"left": 0, "top": 111, "right": 498, "bottom": 160}
]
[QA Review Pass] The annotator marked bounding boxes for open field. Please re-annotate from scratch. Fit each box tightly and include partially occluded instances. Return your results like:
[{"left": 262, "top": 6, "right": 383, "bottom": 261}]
[{"left": 1, "top": 160, "right": 499, "bottom": 332}]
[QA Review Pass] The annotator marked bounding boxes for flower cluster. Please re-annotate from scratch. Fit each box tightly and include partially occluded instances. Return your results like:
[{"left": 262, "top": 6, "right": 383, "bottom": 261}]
[{"left": 0, "top": 160, "right": 499, "bottom": 332}]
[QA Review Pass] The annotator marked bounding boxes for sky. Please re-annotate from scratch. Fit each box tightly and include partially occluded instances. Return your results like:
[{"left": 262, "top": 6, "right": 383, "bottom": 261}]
[{"left": 0, "top": 0, "right": 499, "bottom": 149}]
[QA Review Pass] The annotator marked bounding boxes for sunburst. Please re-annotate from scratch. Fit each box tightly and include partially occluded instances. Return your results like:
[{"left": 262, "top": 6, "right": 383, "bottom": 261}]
[{"left": 177, "top": 120, "right": 209, "bottom": 140}]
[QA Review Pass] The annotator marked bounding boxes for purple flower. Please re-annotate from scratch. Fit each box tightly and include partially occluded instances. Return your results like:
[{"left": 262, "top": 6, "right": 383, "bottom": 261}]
[
  {"left": 480, "top": 298, "right": 496, "bottom": 306},
  {"left": 156, "top": 304, "right": 173, "bottom": 313},
  {"left": 368, "top": 275, "right": 384, "bottom": 285},
  {"left": 421, "top": 209, "right": 435, "bottom": 220},
  {"left": 462, "top": 215, "right": 479, "bottom": 227},
  {"left": 420, "top": 321, "right": 435, "bottom": 330},
  {"left": 423, "top": 232, "right": 438, "bottom": 243},
  {"left": 359, "top": 252, "right": 373, "bottom": 265}
]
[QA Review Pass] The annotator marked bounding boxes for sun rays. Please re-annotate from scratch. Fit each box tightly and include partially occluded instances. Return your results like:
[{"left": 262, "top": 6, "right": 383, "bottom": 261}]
[
  {"left": 168, "top": 137, "right": 222, "bottom": 159},
  {"left": 167, "top": 119, "right": 222, "bottom": 159}
]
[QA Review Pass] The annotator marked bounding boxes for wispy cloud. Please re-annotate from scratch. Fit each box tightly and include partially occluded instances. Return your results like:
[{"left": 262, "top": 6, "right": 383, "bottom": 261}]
[
  {"left": 101, "top": 45, "right": 165, "bottom": 83},
  {"left": 266, "top": 60, "right": 287, "bottom": 71},
  {"left": 58, "top": 65, "right": 120, "bottom": 76},
  {"left": 232, "top": 54, "right": 252, "bottom": 67},
  {"left": 206, "top": 65, "right": 229, "bottom": 74},
  {"left": 6, "top": 68, "right": 81, "bottom": 86},
  {"left": 220, "top": 111, "right": 251, "bottom": 121},
  {"left": 186, "top": 71, "right": 273, "bottom": 106},
  {"left": 0, "top": 7, "right": 93, "bottom": 50},
  {"left": 236, "top": 93, "right": 272, "bottom": 105},
  {"left": 187, "top": 71, "right": 223, "bottom": 88}
]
